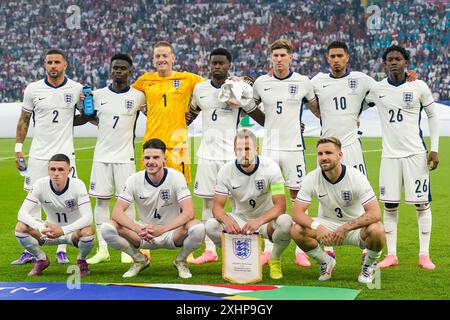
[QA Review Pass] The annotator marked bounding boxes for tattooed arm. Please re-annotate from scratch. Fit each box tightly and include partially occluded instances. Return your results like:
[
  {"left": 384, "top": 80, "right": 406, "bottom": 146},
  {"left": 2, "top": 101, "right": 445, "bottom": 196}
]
[
  {"left": 331, "top": 198, "right": 381, "bottom": 245},
  {"left": 15, "top": 110, "right": 33, "bottom": 170}
]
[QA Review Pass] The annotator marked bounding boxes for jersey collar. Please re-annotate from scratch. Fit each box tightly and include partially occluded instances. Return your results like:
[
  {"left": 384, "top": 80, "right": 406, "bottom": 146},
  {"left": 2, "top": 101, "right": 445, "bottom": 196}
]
[
  {"left": 273, "top": 70, "right": 293, "bottom": 81},
  {"left": 387, "top": 76, "right": 407, "bottom": 87},
  {"left": 145, "top": 168, "right": 168, "bottom": 188},
  {"left": 322, "top": 164, "right": 346, "bottom": 185},
  {"left": 329, "top": 69, "right": 350, "bottom": 79},
  {"left": 45, "top": 77, "right": 68, "bottom": 89},
  {"left": 210, "top": 79, "right": 223, "bottom": 89},
  {"left": 108, "top": 84, "right": 131, "bottom": 93},
  {"left": 50, "top": 177, "right": 70, "bottom": 196},
  {"left": 235, "top": 156, "right": 260, "bottom": 176}
]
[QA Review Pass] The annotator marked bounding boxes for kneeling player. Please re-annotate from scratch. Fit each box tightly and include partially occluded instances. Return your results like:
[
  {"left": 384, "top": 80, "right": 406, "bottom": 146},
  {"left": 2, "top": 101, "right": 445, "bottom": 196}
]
[
  {"left": 101, "top": 139, "right": 205, "bottom": 278},
  {"left": 205, "top": 129, "right": 292, "bottom": 280},
  {"left": 291, "top": 137, "right": 386, "bottom": 283},
  {"left": 15, "top": 154, "right": 95, "bottom": 276}
]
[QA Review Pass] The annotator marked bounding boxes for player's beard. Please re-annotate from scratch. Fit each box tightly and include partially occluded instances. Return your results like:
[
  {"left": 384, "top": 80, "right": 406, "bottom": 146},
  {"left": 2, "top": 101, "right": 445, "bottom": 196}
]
[
  {"left": 237, "top": 156, "right": 255, "bottom": 168},
  {"left": 320, "top": 159, "right": 338, "bottom": 172},
  {"left": 332, "top": 65, "right": 343, "bottom": 74},
  {"left": 48, "top": 70, "right": 63, "bottom": 80}
]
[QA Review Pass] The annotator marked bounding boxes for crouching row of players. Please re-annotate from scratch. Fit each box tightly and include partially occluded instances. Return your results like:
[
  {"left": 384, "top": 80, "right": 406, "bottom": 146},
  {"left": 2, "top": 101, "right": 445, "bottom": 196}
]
[{"left": 15, "top": 130, "right": 385, "bottom": 283}]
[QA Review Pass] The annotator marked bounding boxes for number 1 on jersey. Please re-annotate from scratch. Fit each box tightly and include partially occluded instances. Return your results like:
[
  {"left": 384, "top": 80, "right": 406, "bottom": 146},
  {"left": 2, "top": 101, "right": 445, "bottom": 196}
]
[{"left": 163, "top": 94, "right": 167, "bottom": 107}]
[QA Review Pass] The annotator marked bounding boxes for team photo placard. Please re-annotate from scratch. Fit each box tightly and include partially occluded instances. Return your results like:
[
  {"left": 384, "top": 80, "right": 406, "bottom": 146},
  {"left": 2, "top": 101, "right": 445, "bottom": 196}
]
[{"left": 221, "top": 232, "right": 262, "bottom": 284}]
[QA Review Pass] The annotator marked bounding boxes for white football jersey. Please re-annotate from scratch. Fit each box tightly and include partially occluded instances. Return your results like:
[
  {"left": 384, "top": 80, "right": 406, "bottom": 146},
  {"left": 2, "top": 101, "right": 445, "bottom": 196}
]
[
  {"left": 296, "top": 165, "right": 376, "bottom": 223},
  {"left": 311, "top": 71, "right": 375, "bottom": 147},
  {"left": 192, "top": 80, "right": 250, "bottom": 161},
  {"left": 24, "top": 176, "right": 92, "bottom": 232},
  {"left": 253, "top": 72, "right": 315, "bottom": 151},
  {"left": 215, "top": 156, "right": 285, "bottom": 221},
  {"left": 22, "top": 78, "right": 82, "bottom": 160},
  {"left": 118, "top": 168, "right": 191, "bottom": 225},
  {"left": 92, "top": 85, "right": 146, "bottom": 163},
  {"left": 366, "top": 79, "right": 435, "bottom": 158}
]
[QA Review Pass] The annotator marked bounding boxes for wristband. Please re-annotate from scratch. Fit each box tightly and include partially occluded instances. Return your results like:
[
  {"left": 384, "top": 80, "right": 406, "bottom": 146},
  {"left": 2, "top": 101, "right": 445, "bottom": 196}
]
[
  {"left": 15, "top": 143, "right": 23, "bottom": 153},
  {"left": 310, "top": 220, "right": 321, "bottom": 230}
]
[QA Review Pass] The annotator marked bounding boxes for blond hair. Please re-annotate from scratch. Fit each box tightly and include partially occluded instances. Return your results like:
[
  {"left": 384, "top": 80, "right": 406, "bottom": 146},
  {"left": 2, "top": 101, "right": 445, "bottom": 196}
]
[{"left": 153, "top": 41, "right": 175, "bottom": 54}]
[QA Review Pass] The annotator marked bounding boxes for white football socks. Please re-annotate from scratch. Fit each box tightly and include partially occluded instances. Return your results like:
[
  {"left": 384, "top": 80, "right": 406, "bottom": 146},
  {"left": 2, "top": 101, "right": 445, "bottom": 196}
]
[
  {"left": 417, "top": 204, "right": 432, "bottom": 255},
  {"left": 94, "top": 198, "right": 110, "bottom": 247},
  {"left": 15, "top": 232, "right": 46, "bottom": 260},
  {"left": 100, "top": 223, "right": 145, "bottom": 263},
  {"left": 177, "top": 223, "right": 205, "bottom": 262},
  {"left": 270, "top": 214, "right": 292, "bottom": 260},
  {"left": 77, "top": 235, "right": 95, "bottom": 260},
  {"left": 383, "top": 207, "right": 399, "bottom": 256}
]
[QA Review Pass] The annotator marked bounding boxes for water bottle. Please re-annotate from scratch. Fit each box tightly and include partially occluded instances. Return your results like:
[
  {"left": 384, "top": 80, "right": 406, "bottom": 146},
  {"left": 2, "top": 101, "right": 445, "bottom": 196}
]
[
  {"left": 18, "top": 157, "right": 27, "bottom": 176},
  {"left": 82, "top": 85, "right": 94, "bottom": 116}
]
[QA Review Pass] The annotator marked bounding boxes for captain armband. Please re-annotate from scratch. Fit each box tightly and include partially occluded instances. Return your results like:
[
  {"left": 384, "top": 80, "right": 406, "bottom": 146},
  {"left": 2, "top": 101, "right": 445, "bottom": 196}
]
[{"left": 270, "top": 183, "right": 285, "bottom": 196}]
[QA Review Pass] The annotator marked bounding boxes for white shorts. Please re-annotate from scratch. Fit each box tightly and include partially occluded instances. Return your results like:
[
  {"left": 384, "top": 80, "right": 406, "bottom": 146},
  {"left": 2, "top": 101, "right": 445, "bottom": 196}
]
[
  {"left": 89, "top": 162, "right": 135, "bottom": 199},
  {"left": 379, "top": 153, "right": 431, "bottom": 204},
  {"left": 194, "top": 158, "right": 228, "bottom": 198},
  {"left": 313, "top": 217, "right": 365, "bottom": 249},
  {"left": 263, "top": 149, "right": 305, "bottom": 190},
  {"left": 342, "top": 140, "right": 367, "bottom": 176},
  {"left": 24, "top": 157, "right": 77, "bottom": 191}
]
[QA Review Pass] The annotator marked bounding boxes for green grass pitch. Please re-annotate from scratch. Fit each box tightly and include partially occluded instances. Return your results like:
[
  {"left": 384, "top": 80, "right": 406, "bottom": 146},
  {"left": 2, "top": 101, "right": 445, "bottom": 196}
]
[{"left": 0, "top": 137, "right": 449, "bottom": 300}]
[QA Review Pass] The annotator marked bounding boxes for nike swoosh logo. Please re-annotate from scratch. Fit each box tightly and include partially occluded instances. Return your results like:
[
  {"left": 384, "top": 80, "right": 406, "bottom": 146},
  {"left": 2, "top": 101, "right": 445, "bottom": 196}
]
[
  {"left": 318, "top": 194, "right": 327, "bottom": 198},
  {"left": 264, "top": 88, "right": 271, "bottom": 91},
  {"left": 100, "top": 102, "right": 107, "bottom": 105},
  {"left": 43, "top": 201, "right": 52, "bottom": 203},
  {"left": 379, "top": 95, "right": 386, "bottom": 98},
  {"left": 38, "top": 97, "right": 45, "bottom": 100},
  {"left": 232, "top": 186, "right": 240, "bottom": 190},
  {"left": 322, "top": 85, "right": 331, "bottom": 88},
  {"left": 417, "top": 194, "right": 424, "bottom": 198},
  {"left": 139, "top": 196, "right": 147, "bottom": 199},
  {"left": 200, "top": 96, "right": 207, "bottom": 99}
]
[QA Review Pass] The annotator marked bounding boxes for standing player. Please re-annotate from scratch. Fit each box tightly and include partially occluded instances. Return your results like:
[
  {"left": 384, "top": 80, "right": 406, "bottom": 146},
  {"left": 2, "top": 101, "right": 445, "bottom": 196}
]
[
  {"left": 84, "top": 53, "right": 147, "bottom": 265},
  {"left": 13, "top": 48, "right": 83, "bottom": 265},
  {"left": 366, "top": 45, "right": 439, "bottom": 269},
  {"left": 291, "top": 138, "right": 385, "bottom": 283},
  {"left": 185, "top": 48, "right": 264, "bottom": 264},
  {"left": 132, "top": 41, "right": 203, "bottom": 184},
  {"left": 101, "top": 139, "right": 205, "bottom": 278},
  {"left": 251, "top": 39, "right": 319, "bottom": 267},
  {"left": 14, "top": 154, "right": 94, "bottom": 276},
  {"left": 205, "top": 129, "right": 292, "bottom": 280},
  {"left": 311, "top": 41, "right": 375, "bottom": 175}
]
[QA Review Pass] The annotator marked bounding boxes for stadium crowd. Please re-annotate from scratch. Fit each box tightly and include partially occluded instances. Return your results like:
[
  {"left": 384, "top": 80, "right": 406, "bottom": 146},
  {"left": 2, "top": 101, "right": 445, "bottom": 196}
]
[{"left": 0, "top": 0, "right": 448, "bottom": 102}]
